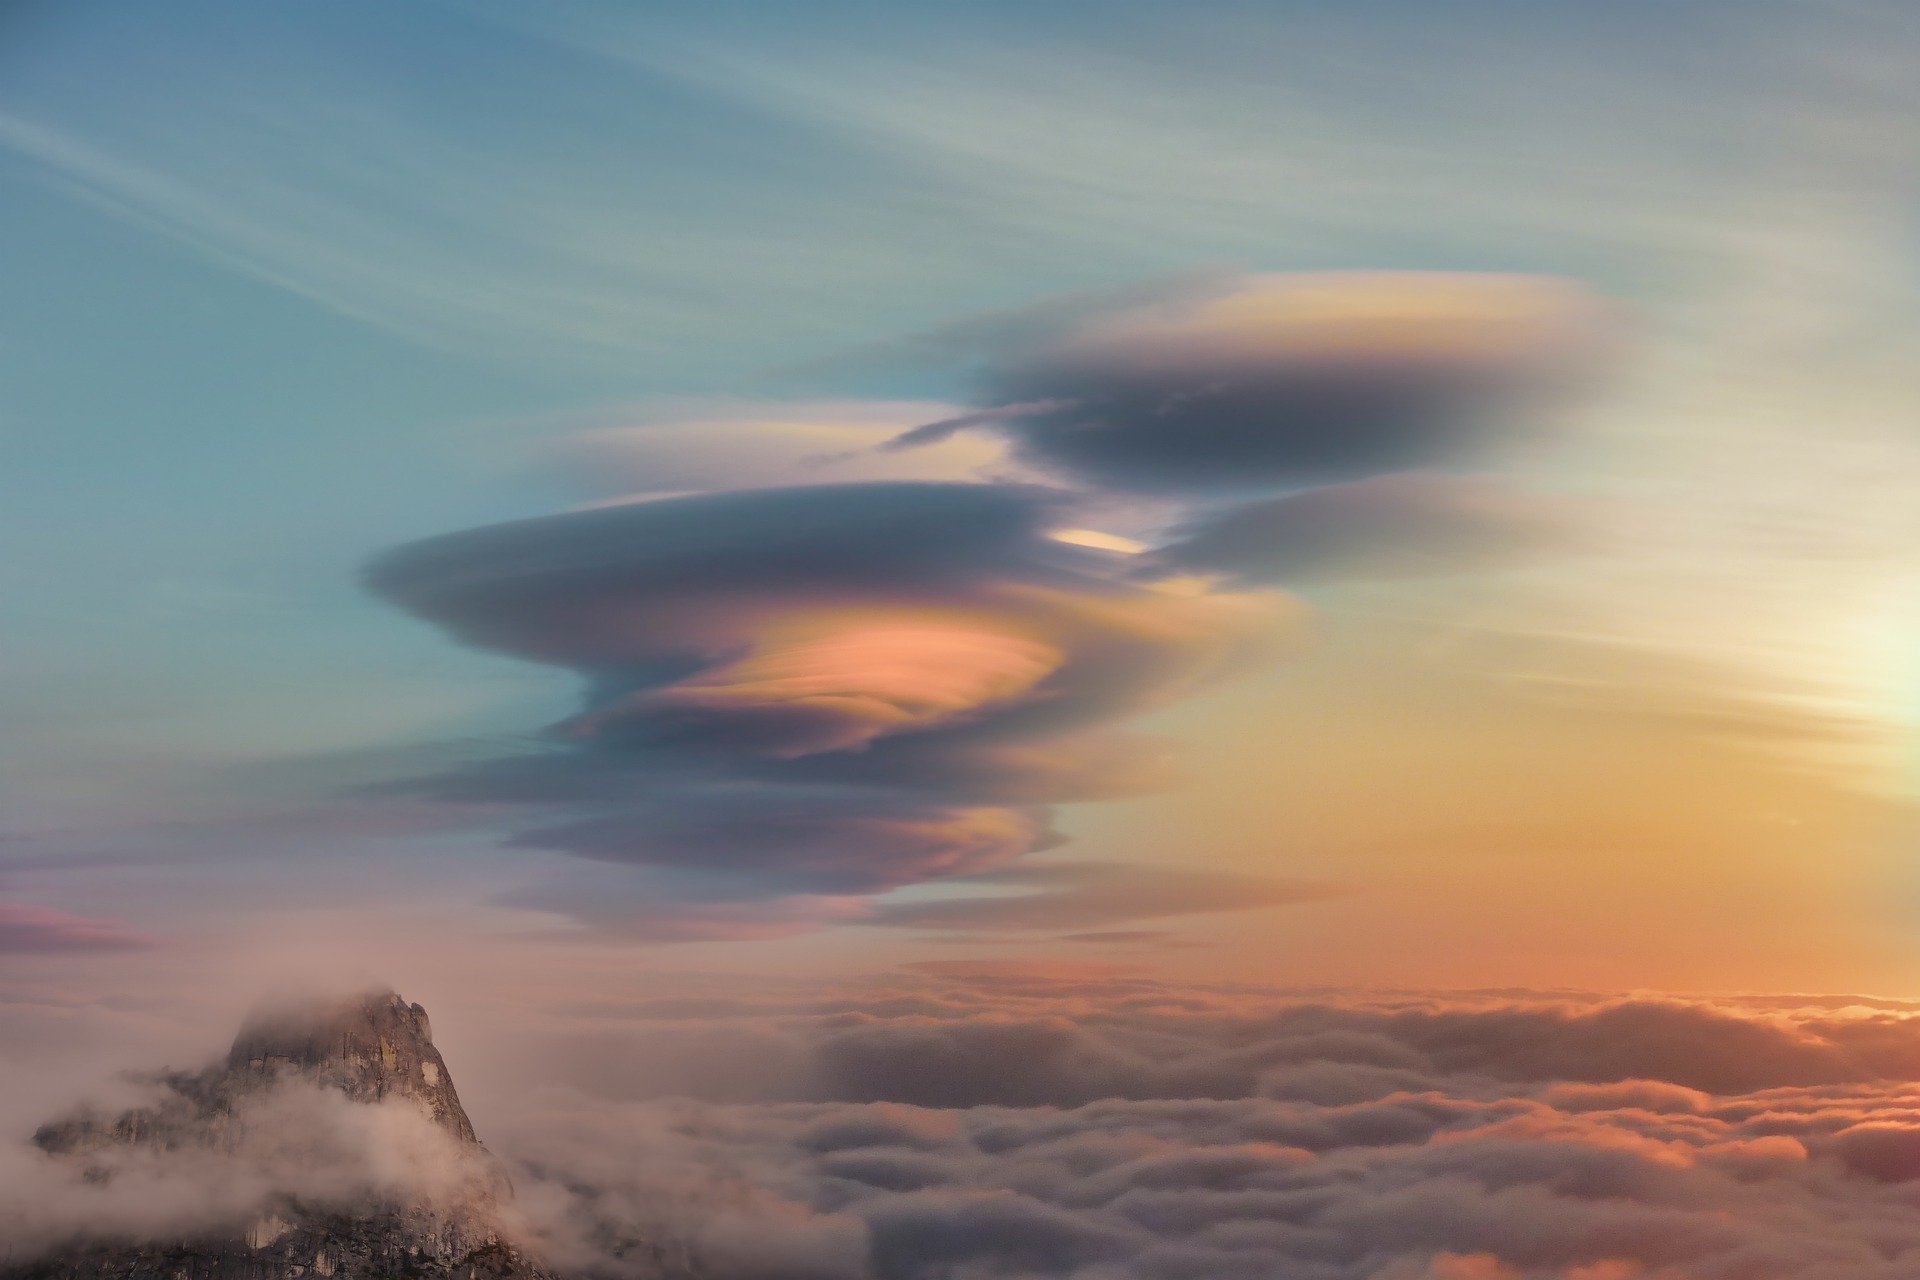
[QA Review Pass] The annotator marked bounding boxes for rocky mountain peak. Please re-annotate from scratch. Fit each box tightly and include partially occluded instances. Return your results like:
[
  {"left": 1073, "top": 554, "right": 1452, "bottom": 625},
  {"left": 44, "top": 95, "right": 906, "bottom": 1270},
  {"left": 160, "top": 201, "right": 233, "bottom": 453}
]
[
  {"left": 7, "top": 988, "right": 580, "bottom": 1280},
  {"left": 225, "top": 987, "right": 477, "bottom": 1143}
]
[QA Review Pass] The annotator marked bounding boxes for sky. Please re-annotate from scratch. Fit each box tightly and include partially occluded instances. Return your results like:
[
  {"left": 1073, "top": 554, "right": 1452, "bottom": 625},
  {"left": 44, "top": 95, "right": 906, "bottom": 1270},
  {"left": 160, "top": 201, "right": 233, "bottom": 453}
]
[
  {"left": 11, "top": 5, "right": 1920, "bottom": 1274},
  {"left": 0, "top": 0, "right": 1912, "bottom": 997},
  {"left": 8, "top": 4, "right": 1920, "bottom": 1273}
]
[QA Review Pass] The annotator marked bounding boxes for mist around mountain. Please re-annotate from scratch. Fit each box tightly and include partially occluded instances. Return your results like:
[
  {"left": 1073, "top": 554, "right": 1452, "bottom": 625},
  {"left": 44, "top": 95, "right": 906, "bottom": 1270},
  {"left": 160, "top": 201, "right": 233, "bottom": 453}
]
[{"left": 2, "top": 990, "right": 667, "bottom": 1280}]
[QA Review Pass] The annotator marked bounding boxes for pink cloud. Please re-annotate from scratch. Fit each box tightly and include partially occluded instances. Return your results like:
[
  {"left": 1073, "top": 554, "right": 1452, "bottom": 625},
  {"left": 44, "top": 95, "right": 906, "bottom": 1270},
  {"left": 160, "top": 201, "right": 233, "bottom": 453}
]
[{"left": 0, "top": 903, "right": 163, "bottom": 954}]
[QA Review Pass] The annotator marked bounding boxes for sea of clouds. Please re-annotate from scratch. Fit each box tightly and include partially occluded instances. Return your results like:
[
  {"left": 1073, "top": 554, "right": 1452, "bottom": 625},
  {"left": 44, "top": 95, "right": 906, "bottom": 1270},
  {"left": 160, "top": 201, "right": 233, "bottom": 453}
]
[{"left": 18, "top": 970, "right": 1920, "bottom": 1279}]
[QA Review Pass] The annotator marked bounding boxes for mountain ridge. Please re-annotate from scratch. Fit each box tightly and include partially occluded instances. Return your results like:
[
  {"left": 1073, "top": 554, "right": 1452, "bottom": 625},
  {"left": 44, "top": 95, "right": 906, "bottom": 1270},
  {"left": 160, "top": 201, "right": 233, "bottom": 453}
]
[{"left": 4, "top": 988, "right": 619, "bottom": 1280}]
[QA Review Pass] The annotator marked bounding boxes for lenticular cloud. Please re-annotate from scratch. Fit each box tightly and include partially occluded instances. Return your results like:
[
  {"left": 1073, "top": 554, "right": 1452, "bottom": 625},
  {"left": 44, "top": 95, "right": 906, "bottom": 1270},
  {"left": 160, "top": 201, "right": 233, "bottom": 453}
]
[
  {"left": 886, "top": 272, "right": 1612, "bottom": 492},
  {"left": 366, "top": 481, "right": 1293, "bottom": 936},
  {"left": 363, "top": 271, "right": 1609, "bottom": 939}
]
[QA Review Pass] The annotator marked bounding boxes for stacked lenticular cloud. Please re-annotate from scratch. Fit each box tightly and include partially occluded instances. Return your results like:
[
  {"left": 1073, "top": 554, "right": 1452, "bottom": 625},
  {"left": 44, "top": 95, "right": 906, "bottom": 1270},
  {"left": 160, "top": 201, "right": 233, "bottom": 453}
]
[{"left": 367, "top": 272, "right": 1612, "bottom": 938}]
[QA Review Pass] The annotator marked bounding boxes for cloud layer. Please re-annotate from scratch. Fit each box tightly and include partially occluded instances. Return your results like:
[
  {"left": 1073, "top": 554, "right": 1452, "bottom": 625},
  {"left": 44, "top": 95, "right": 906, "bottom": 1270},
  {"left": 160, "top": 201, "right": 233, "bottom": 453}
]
[
  {"left": 886, "top": 273, "right": 1612, "bottom": 493},
  {"left": 367, "top": 481, "right": 1292, "bottom": 936},
  {"left": 1150, "top": 473, "right": 1587, "bottom": 586},
  {"left": 26, "top": 975, "right": 1920, "bottom": 1278},
  {"left": 545, "top": 400, "right": 1020, "bottom": 499},
  {"left": 492, "top": 976, "right": 1920, "bottom": 1279}
]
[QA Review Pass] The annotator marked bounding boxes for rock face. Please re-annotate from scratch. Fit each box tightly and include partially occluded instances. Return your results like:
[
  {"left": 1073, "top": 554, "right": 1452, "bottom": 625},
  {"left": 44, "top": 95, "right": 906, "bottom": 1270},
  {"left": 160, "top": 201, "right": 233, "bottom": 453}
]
[
  {"left": 7, "top": 990, "right": 563, "bottom": 1280},
  {"left": 224, "top": 991, "right": 477, "bottom": 1144},
  {"left": 9, "top": 1215, "right": 554, "bottom": 1280}
]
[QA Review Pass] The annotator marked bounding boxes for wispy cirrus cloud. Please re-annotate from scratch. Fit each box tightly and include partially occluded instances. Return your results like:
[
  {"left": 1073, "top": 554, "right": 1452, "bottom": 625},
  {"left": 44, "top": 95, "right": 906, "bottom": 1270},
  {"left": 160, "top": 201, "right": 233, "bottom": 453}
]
[
  {"left": 861, "top": 861, "right": 1333, "bottom": 934},
  {"left": 542, "top": 400, "right": 1023, "bottom": 500}
]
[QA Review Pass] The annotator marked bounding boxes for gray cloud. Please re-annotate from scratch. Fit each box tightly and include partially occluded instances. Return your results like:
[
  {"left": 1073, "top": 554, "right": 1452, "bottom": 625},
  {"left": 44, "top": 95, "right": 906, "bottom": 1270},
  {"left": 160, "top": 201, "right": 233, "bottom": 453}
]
[
  {"left": 509, "top": 789, "right": 1056, "bottom": 896},
  {"left": 886, "top": 273, "right": 1612, "bottom": 494},
  {"left": 1149, "top": 472, "right": 1588, "bottom": 586},
  {"left": 364, "top": 483, "right": 1076, "bottom": 678}
]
